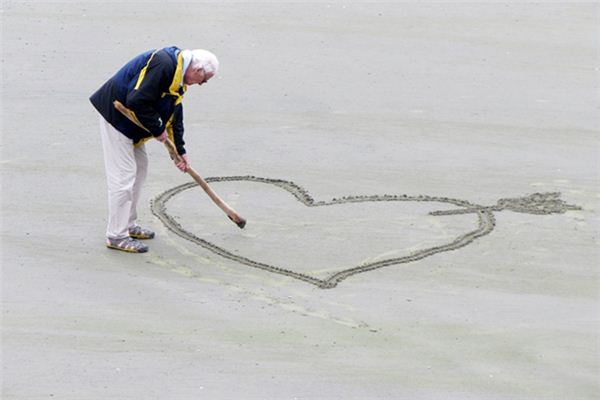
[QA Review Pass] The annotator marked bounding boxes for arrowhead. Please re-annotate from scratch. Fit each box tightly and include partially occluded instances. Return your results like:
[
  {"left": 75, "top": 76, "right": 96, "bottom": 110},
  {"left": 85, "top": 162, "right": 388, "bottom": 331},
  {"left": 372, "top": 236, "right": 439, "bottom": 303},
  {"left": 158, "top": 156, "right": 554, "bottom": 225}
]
[{"left": 495, "top": 192, "right": 581, "bottom": 214}]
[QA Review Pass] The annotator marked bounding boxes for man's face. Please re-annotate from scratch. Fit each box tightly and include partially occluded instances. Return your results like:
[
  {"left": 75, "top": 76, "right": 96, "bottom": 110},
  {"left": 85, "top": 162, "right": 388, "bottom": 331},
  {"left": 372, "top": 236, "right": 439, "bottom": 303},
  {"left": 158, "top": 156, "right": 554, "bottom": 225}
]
[{"left": 184, "top": 66, "right": 214, "bottom": 86}]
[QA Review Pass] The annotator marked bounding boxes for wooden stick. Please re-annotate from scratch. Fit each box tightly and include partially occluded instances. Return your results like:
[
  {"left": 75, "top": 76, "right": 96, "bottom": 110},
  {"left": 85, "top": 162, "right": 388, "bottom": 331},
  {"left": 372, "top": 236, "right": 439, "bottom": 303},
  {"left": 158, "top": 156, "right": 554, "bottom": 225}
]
[{"left": 163, "top": 139, "right": 246, "bottom": 229}]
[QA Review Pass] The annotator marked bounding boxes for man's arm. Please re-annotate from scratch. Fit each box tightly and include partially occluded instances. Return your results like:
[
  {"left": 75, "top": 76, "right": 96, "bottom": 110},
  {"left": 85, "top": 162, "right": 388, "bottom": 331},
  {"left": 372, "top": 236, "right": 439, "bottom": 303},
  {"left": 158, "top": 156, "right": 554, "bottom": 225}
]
[
  {"left": 172, "top": 104, "right": 186, "bottom": 155},
  {"left": 125, "top": 51, "right": 172, "bottom": 136},
  {"left": 171, "top": 104, "right": 189, "bottom": 171}
]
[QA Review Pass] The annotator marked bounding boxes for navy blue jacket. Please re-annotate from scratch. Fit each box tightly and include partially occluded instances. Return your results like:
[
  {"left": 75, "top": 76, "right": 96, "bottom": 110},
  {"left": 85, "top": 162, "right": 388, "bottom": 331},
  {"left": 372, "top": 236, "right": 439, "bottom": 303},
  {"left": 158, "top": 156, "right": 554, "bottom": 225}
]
[{"left": 90, "top": 46, "right": 187, "bottom": 154}]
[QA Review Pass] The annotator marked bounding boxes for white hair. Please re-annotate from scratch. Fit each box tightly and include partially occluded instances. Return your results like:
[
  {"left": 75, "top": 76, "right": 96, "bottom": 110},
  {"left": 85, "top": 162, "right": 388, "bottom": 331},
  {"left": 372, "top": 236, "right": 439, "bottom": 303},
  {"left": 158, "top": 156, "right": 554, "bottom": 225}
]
[{"left": 190, "top": 49, "right": 219, "bottom": 75}]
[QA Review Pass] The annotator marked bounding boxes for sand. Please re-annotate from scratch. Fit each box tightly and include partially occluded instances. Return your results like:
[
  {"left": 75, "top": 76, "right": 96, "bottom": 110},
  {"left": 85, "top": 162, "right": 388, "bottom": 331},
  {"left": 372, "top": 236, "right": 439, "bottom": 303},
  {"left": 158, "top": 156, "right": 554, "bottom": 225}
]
[{"left": 2, "top": 2, "right": 599, "bottom": 399}]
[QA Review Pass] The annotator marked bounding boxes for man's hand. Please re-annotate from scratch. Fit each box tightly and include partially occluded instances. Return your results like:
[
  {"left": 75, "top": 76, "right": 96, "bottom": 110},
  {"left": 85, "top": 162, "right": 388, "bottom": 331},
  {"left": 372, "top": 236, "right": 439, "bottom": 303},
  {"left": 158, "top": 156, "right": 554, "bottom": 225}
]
[
  {"left": 175, "top": 154, "right": 190, "bottom": 172},
  {"left": 155, "top": 130, "right": 168, "bottom": 143}
]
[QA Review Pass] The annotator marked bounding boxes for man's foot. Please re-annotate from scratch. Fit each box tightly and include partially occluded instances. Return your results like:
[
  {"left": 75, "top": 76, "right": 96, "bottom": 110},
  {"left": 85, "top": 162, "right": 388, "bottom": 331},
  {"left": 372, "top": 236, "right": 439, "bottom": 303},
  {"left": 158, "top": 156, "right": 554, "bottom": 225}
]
[
  {"left": 106, "top": 237, "right": 149, "bottom": 253},
  {"left": 128, "top": 226, "right": 155, "bottom": 240}
]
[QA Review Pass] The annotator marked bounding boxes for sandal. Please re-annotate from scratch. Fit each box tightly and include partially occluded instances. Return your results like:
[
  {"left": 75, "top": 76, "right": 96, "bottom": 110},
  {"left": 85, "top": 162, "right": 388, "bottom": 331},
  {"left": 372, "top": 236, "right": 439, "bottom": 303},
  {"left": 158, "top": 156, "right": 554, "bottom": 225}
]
[
  {"left": 128, "top": 226, "right": 155, "bottom": 240},
  {"left": 106, "top": 237, "right": 149, "bottom": 253}
]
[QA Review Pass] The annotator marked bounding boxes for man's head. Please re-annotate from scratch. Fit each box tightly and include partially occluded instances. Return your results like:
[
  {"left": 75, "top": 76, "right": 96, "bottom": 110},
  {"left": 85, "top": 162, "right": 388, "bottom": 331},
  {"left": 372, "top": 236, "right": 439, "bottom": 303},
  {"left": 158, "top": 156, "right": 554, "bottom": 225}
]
[{"left": 184, "top": 49, "right": 219, "bottom": 86}]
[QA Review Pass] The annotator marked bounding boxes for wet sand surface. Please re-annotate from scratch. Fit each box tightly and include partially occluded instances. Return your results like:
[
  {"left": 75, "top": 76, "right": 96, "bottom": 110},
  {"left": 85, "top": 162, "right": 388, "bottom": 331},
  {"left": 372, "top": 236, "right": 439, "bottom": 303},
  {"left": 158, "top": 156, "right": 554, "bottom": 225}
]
[{"left": 2, "top": 2, "right": 599, "bottom": 399}]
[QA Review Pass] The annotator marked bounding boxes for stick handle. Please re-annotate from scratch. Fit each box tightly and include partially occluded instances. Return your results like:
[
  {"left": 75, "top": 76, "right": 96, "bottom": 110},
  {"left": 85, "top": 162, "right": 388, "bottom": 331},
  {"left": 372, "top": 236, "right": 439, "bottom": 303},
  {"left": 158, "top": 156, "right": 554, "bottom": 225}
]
[{"left": 164, "top": 139, "right": 246, "bottom": 229}]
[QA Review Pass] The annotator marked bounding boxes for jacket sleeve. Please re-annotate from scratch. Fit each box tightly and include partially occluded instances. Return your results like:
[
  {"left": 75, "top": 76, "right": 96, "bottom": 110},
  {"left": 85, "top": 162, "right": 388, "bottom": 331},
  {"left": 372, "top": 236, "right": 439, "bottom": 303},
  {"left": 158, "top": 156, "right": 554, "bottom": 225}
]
[
  {"left": 172, "top": 104, "right": 186, "bottom": 155},
  {"left": 124, "top": 52, "right": 172, "bottom": 136}
]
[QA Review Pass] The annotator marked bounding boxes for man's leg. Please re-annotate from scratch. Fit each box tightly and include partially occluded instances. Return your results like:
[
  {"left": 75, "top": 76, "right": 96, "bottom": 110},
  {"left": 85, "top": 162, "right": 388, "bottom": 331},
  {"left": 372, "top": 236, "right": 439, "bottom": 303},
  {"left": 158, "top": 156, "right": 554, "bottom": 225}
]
[
  {"left": 128, "top": 143, "right": 148, "bottom": 228},
  {"left": 99, "top": 116, "right": 136, "bottom": 240},
  {"left": 127, "top": 143, "right": 155, "bottom": 239}
]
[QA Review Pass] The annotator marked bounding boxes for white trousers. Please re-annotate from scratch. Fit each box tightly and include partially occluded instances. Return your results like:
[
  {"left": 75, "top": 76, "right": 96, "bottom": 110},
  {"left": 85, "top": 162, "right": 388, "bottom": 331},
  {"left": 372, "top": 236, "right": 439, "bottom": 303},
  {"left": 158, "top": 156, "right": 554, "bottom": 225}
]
[{"left": 99, "top": 116, "right": 148, "bottom": 240}]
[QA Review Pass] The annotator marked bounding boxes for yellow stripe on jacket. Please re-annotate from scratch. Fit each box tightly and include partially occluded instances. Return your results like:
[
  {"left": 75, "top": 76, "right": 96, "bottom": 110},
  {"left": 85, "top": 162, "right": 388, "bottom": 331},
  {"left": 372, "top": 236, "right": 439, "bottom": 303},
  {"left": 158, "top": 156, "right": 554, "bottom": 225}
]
[{"left": 134, "top": 50, "right": 158, "bottom": 90}]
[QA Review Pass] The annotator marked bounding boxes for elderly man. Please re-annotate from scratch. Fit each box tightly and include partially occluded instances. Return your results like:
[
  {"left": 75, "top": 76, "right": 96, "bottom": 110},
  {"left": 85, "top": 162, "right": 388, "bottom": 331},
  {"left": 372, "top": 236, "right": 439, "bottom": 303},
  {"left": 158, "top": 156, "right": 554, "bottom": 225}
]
[{"left": 90, "top": 46, "right": 218, "bottom": 253}]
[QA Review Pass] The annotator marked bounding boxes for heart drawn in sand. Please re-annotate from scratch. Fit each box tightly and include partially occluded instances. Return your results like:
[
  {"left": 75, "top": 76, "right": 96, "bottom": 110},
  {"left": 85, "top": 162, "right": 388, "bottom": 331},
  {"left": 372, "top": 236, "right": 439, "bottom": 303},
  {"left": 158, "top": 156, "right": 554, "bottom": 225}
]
[{"left": 151, "top": 176, "right": 580, "bottom": 289}]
